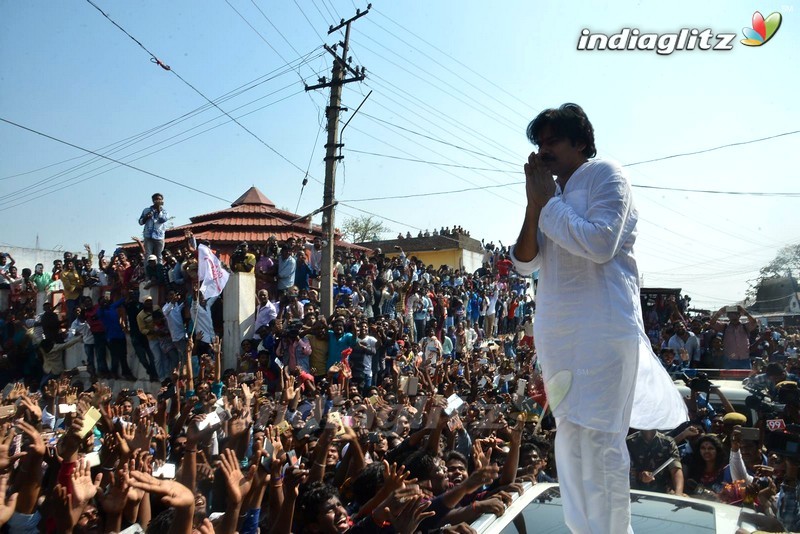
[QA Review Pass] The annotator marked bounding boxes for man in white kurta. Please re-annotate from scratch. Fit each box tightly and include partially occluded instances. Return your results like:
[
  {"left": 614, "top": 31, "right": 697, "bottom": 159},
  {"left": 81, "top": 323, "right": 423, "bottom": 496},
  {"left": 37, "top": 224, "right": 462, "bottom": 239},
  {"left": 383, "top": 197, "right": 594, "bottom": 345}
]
[{"left": 511, "top": 103, "right": 686, "bottom": 534}]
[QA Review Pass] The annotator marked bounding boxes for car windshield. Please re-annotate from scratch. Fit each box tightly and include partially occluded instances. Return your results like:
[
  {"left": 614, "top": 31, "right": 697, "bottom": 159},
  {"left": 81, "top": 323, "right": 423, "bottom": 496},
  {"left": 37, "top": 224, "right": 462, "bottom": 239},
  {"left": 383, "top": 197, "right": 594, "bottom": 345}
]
[{"left": 499, "top": 488, "right": 717, "bottom": 533}]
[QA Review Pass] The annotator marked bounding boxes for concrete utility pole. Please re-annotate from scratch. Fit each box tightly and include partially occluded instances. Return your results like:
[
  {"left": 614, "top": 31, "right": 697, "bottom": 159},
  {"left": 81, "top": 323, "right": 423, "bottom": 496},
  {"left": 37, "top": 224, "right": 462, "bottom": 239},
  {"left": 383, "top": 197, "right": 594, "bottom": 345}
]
[{"left": 305, "top": 5, "right": 369, "bottom": 316}]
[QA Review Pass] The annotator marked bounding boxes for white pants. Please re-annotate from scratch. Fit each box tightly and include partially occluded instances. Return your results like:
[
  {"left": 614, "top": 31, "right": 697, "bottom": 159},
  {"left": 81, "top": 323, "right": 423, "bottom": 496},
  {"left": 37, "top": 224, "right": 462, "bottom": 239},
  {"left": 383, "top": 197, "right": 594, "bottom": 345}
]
[{"left": 555, "top": 419, "right": 634, "bottom": 534}]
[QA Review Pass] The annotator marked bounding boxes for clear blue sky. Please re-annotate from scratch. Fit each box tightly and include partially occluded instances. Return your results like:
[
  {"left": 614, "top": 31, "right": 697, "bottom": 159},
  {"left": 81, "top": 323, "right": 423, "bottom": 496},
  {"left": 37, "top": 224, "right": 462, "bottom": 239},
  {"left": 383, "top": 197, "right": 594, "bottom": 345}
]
[{"left": 1, "top": 0, "right": 798, "bottom": 311}]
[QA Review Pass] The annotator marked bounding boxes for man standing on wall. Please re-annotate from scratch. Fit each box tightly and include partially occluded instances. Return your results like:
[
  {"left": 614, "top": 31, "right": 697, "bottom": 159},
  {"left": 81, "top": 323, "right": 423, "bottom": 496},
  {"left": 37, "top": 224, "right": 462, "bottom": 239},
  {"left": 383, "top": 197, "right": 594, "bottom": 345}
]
[{"left": 139, "top": 193, "right": 169, "bottom": 263}]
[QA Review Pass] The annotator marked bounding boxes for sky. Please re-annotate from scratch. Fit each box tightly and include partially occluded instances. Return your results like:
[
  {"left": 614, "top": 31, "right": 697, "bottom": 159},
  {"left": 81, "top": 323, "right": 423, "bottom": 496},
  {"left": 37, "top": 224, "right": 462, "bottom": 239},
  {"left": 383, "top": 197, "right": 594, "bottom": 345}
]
[{"left": 1, "top": 0, "right": 798, "bottom": 312}]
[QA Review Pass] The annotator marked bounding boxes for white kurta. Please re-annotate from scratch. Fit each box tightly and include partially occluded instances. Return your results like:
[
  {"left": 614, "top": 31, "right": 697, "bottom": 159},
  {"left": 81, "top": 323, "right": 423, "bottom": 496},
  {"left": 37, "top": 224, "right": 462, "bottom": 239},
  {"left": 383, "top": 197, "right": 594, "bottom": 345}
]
[{"left": 511, "top": 159, "right": 686, "bottom": 433}]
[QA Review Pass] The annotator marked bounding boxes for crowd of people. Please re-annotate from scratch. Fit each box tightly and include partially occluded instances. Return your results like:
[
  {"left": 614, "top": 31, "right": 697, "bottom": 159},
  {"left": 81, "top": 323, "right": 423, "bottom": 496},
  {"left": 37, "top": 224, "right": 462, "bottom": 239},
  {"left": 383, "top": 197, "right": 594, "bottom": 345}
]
[{"left": 1, "top": 189, "right": 800, "bottom": 532}]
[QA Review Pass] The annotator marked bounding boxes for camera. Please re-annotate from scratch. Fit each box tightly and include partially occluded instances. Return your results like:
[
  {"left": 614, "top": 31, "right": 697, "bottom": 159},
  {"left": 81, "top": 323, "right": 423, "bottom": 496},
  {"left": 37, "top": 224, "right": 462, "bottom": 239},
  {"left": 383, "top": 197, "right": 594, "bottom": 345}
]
[
  {"left": 686, "top": 373, "right": 713, "bottom": 394},
  {"left": 765, "top": 426, "right": 800, "bottom": 458},
  {"left": 754, "top": 476, "right": 772, "bottom": 490},
  {"left": 745, "top": 386, "right": 783, "bottom": 417}
]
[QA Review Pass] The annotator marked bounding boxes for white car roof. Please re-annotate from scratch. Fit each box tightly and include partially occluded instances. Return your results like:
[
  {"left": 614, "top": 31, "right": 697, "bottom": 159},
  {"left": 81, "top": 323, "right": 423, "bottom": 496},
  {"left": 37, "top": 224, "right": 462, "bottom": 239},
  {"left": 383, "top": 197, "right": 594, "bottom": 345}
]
[{"left": 471, "top": 483, "right": 756, "bottom": 534}]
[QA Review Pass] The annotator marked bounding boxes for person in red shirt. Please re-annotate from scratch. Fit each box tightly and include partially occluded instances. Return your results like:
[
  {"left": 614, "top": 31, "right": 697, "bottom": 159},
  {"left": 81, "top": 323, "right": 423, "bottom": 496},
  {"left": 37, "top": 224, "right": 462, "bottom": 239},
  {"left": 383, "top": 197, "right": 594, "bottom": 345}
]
[{"left": 496, "top": 254, "right": 513, "bottom": 278}]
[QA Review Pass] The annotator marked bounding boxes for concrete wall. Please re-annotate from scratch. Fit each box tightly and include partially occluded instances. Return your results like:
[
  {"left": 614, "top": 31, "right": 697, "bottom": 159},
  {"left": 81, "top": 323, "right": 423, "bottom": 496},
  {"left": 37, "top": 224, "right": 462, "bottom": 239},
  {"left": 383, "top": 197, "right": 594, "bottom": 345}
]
[
  {"left": 460, "top": 250, "right": 485, "bottom": 274},
  {"left": 384, "top": 249, "right": 463, "bottom": 271},
  {"left": 62, "top": 338, "right": 162, "bottom": 394},
  {"left": 1, "top": 245, "right": 65, "bottom": 273},
  {"left": 222, "top": 272, "right": 256, "bottom": 372}
]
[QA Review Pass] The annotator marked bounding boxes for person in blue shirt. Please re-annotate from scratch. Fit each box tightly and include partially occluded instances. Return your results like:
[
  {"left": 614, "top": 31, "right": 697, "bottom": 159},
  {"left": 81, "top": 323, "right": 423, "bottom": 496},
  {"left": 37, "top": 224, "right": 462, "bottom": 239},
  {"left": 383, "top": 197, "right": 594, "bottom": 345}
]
[
  {"left": 95, "top": 294, "right": 138, "bottom": 381},
  {"left": 138, "top": 192, "right": 169, "bottom": 263},
  {"left": 318, "top": 316, "right": 362, "bottom": 371}
]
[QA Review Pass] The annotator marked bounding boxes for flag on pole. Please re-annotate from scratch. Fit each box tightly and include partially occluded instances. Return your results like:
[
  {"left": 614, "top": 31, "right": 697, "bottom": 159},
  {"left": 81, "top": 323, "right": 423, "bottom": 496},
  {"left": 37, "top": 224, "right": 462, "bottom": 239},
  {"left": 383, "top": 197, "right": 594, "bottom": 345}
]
[{"left": 197, "top": 244, "right": 229, "bottom": 299}]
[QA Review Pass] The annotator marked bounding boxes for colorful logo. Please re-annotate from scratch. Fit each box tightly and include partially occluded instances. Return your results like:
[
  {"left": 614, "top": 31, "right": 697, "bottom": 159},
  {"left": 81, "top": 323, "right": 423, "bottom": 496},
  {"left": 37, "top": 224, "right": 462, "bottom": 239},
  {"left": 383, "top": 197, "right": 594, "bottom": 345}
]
[{"left": 741, "top": 11, "right": 782, "bottom": 46}]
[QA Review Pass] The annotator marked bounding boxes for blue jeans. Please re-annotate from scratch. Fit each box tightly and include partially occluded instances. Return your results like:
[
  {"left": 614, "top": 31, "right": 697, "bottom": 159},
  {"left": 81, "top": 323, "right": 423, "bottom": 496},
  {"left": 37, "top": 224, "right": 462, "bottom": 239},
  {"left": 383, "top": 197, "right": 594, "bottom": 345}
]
[
  {"left": 144, "top": 237, "right": 165, "bottom": 263},
  {"left": 131, "top": 335, "right": 157, "bottom": 379},
  {"left": 66, "top": 299, "right": 79, "bottom": 325},
  {"left": 352, "top": 372, "right": 372, "bottom": 395},
  {"left": 151, "top": 340, "right": 179, "bottom": 380},
  {"left": 414, "top": 319, "right": 426, "bottom": 342},
  {"left": 84, "top": 344, "right": 103, "bottom": 373},
  {"left": 107, "top": 337, "right": 132, "bottom": 376},
  {"left": 90, "top": 333, "right": 109, "bottom": 373}
]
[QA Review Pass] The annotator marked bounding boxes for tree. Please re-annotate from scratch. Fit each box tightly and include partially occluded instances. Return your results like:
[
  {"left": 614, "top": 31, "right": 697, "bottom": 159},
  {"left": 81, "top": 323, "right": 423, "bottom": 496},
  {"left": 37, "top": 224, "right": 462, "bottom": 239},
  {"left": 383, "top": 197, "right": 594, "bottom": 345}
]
[
  {"left": 340, "top": 215, "right": 389, "bottom": 243},
  {"left": 747, "top": 243, "right": 800, "bottom": 299}
]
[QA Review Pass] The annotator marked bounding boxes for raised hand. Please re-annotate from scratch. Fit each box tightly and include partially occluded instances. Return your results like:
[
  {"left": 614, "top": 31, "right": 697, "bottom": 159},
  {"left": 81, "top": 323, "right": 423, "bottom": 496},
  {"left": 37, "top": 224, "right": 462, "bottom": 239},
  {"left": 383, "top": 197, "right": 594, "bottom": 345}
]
[
  {"left": 283, "top": 465, "right": 309, "bottom": 498},
  {"left": 282, "top": 375, "right": 298, "bottom": 404},
  {"left": 218, "top": 448, "right": 251, "bottom": 506},
  {"left": 127, "top": 471, "right": 195, "bottom": 509},
  {"left": 474, "top": 496, "right": 505, "bottom": 517},
  {"left": 388, "top": 495, "right": 436, "bottom": 534},
  {"left": 71, "top": 458, "right": 98, "bottom": 504},
  {"left": 18, "top": 396, "right": 42, "bottom": 423},
  {"left": 465, "top": 464, "right": 501, "bottom": 493},
  {"left": 95, "top": 471, "right": 131, "bottom": 516},
  {"left": 0, "top": 426, "right": 24, "bottom": 470},
  {"left": 51, "top": 483, "right": 78, "bottom": 533},
  {"left": 16, "top": 420, "right": 45, "bottom": 458},
  {"left": 116, "top": 426, "right": 135, "bottom": 461},
  {"left": 0, "top": 474, "right": 18, "bottom": 527},
  {"left": 382, "top": 461, "right": 411, "bottom": 494}
]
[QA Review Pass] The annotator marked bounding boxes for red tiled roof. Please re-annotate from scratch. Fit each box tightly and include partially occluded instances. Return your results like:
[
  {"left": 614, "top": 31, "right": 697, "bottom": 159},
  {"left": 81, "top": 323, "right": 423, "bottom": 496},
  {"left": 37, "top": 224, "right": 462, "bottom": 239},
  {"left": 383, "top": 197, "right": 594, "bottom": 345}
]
[
  {"left": 232, "top": 186, "right": 275, "bottom": 207},
  {"left": 120, "top": 186, "right": 368, "bottom": 251}
]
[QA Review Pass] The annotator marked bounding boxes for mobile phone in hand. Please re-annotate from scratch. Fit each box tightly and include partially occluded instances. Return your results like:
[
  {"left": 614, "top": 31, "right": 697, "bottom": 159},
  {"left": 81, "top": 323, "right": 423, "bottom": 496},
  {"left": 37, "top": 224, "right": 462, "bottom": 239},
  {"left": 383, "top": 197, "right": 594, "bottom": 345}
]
[{"left": 79, "top": 407, "right": 102, "bottom": 438}]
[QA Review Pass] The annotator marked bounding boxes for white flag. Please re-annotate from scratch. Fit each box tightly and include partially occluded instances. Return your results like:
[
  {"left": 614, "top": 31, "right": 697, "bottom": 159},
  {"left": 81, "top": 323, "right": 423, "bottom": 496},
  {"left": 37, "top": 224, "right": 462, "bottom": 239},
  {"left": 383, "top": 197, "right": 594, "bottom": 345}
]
[{"left": 197, "top": 244, "right": 229, "bottom": 299}]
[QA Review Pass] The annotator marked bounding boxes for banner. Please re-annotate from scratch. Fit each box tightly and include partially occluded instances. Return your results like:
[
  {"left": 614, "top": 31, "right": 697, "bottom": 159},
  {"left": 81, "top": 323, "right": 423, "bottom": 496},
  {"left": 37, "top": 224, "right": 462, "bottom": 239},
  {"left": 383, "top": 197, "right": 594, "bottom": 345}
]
[{"left": 197, "top": 244, "right": 229, "bottom": 299}]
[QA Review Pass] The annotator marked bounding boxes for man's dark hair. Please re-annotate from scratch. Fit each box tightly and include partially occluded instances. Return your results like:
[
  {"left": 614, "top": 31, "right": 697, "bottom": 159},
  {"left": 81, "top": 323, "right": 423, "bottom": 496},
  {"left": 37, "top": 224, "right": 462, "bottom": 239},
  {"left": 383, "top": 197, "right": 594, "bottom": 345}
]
[
  {"left": 404, "top": 450, "right": 438, "bottom": 481},
  {"left": 152, "top": 192, "right": 163, "bottom": 201},
  {"left": 147, "top": 508, "right": 175, "bottom": 534},
  {"left": 766, "top": 362, "right": 785, "bottom": 377},
  {"left": 526, "top": 103, "right": 597, "bottom": 158},
  {"left": 351, "top": 462, "right": 385, "bottom": 505},
  {"left": 298, "top": 482, "right": 340, "bottom": 526},
  {"left": 444, "top": 450, "right": 468, "bottom": 466}
]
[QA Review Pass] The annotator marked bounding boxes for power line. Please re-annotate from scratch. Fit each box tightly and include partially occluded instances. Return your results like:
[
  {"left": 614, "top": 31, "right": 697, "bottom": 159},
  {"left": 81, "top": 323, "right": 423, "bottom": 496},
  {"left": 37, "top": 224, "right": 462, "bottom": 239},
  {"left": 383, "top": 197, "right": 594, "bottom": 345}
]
[
  {"left": 297, "top": 119, "right": 325, "bottom": 214},
  {"left": 0, "top": 117, "right": 232, "bottom": 204},
  {"left": 292, "top": 0, "right": 325, "bottom": 41},
  {"left": 309, "top": 0, "right": 335, "bottom": 27},
  {"left": 84, "top": 0, "right": 316, "bottom": 181},
  {"left": 362, "top": 16, "right": 533, "bottom": 122},
  {"left": 345, "top": 123, "right": 523, "bottom": 207},
  {"left": 351, "top": 36, "right": 521, "bottom": 135},
  {"left": 338, "top": 202, "right": 421, "bottom": 231},
  {"left": 0, "top": 51, "right": 322, "bottom": 182},
  {"left": 631, "top": 184, "right": 800, "bottom": 197},
  {"left": 340, "top": 182, "right": 518, "bottom": 203},
  {"left": 0, "top": 68, "right": 323, "bottom": 204},
  {"left": 345, "top": 148, "right": 514, "bottom": 173},
  {"left": 371, "top": 7, "right": 536, "bottom": 115},
  {"left": 0, "top": 84, "right": 312, "bottom": 207},
  {"left": 360, "top": 73, "right": 523, "bottom": 163},
  {"left": 334, "top": 150, "right": 800, "bottom": 200},
  {"left": 358, "top": 112, "right": 518, "bottom": 167},
  {"left": 624, "top": 130, "right": 800, "bottom": 167}
]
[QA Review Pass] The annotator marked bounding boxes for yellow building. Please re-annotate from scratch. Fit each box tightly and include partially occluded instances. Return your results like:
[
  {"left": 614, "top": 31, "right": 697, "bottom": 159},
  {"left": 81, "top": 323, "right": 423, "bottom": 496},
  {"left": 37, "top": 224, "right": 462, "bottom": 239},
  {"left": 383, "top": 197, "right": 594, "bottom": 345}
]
[{"left": 357, "top": 231, "right": 486, "bottom": 273}]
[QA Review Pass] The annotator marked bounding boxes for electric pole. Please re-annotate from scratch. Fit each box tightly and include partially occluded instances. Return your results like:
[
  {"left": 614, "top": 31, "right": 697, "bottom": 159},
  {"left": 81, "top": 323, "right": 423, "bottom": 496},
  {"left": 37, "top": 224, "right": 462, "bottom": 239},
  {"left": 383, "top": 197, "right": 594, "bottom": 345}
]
[{"left": 305, "top": 5, "right": 369, "bottom": 317}]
